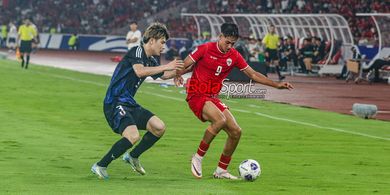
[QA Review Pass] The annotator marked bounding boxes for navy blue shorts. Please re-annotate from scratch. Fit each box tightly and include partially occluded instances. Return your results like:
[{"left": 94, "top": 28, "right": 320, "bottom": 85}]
[
  {"left": 20, "top": 40, "right": 32, "bottom": 53},
  {"left": 265, "top": 48, "right": 279, "bottom": 62},
  {"left": 103, "top": 103, "right": 154, "bottom": 135}
]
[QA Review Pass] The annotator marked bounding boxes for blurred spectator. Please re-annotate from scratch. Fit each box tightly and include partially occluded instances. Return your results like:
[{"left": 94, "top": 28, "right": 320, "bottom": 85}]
[
  {"left": 338, "top": 45, "right": 362, "bottom": 79},
  {"left": 279, "top": 36, "right": 299, "bottom": 71},
  {"left": 165, "top": 42, "right": 179, "bottom": 61},
  {"left": 191, "top": 34, "right": 203, "bottom": 49},
  {"left": 1, "top": 23, "right": 7, "bottom": 48},
  {"left": 313, "top": 37, "right": 326, "bottom": 63},
  {"left": 366, "top": 55, "right": 390, "bottom": 82},
  {"left": 6, "top": 21, "right": 18, "bottom": 51},
  {"left": 234, "top": 37, "right": 250, "bottom": 62},
  {"left": 0, "top": 0, "right": 387, "bottom": 44},
  {"left": 201, "top": 31, "right": 211, "bottom": 44},
  {"left": 68, "top": 33, "right": 79, "bottom": 50},
  {"left": 298, "top": 38, "right": 314, "bottom": 73},
  {"left": 247, "top": 35, "right": 261, "bottom": 62},
  {"left": 126, "top": 21, "right": 141, "bottom": 50}
]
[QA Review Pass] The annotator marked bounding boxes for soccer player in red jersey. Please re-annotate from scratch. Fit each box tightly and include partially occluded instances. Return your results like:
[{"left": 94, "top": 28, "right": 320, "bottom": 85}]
[{"left": 175, "top": 23, "right": 293, "bottom": 179}]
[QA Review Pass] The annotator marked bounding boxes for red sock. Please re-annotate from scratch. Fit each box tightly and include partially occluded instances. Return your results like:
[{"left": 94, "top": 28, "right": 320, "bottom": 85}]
[
  {"left": 196, "top": 140, "right": 209, "bottom": 157},
  {"left": 218, "top": 154, "right": 232, "bottom": 170}
]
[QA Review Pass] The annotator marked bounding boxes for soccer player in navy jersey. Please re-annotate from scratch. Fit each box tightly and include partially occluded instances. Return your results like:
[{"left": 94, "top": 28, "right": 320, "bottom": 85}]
[
  {"left": 175, "top": 23, "right": 293, "bottom": 179},
  {"left": 92, "top": 23, "right": 184, "bottom": 179}
]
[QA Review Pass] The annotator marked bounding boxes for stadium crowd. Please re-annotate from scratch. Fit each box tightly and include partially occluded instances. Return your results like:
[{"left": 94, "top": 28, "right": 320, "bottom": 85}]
[
  {"left": 0, "top": 0, "right": 180, "bottom": 34},
  {"left": 0, "top": 0, "right": 388, "bottom": 41}
]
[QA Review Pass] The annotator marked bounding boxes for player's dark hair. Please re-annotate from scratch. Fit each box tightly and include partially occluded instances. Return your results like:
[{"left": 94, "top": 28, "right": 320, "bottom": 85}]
[
  {"left": 130, "top": 21, "right": 137, "bottom": 25},
  {"left": 221, "top": 23, "right": 239, "bottom": 38},
  {"left": 142, "top": 23, "right": 169, "bottom": 44}
]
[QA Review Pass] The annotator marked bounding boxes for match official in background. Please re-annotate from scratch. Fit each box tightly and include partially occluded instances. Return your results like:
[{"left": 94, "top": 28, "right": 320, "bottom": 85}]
[
  {"left": 126, "top": 21, "right": 141, "bottom": 50},
  {"left": 17, "top": 19, "right": 37, "bottom": 69},
  {"left": 68, "top": 33, "right": 79, "bottom": 50},
  {"left": 263, "top": 24, "right": 285, "bottom": 81}
]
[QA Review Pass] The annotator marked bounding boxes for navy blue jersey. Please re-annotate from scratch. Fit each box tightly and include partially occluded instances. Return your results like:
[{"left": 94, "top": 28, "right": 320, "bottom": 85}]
[{"left": 104, "top": 46, "right": 163, "bottom": 106}]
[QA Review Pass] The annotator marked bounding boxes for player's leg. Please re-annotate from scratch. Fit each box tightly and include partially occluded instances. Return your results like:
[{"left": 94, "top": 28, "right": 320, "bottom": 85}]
[
  {"left": 25, "top": 41, "right": 32, "bottom": 69},
  {"left": 122, "top": 107, "right": 163, "bottom": 175},
  {"left": 191, "top": 101, "right": 227, "bottom": 178},
  {"left": 25, "top": 52, "right": 30, "bottom": 69},
  {"left": 97, "top": 125, "right": 140, "bottom": 168},
  {"left": 124, "top": 115, "right": 165, "bottom": 175},
  {"left": 20, "top": 53, "right": 25, "bottom": 68},
  {"left": 213, "top": 109, "right": 241, "bottom": 179},
  {"left": 92, "top": 125, "right": 139, "bottom": 179},
  {"left": 130, "top": 116, "right": 165, "bottom": 158},
  {"left": 92, "top": 105, "right": 140, "bottom": 179},
  {"left": 273, "top": 50, "right": 285, "bottom": 80}
]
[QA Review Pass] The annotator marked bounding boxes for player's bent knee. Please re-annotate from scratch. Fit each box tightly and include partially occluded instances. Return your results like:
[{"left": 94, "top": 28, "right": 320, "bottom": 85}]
[
  {"left": 122, "top": 127, "right": 141, "bottom": 144},
  {"left": 126, "top": 133, "right": 140, "bottom": 144},
  {"left": 153, "top": 122, "right": 166, "bottom": 137}
]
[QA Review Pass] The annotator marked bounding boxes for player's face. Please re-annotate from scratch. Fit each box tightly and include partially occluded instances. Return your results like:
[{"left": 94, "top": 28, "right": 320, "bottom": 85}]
[
  {"left": 219, "top": 35, "right": 238, "bottom": 53},
  {"left": 151, "top": 38, "right": 166, "bottom": 56},
  {"left": 130, "top": 23, "right": 137, "bottom": 31},
  {"left": 270, "top": 26, "right": 275, "bottom": 33}
]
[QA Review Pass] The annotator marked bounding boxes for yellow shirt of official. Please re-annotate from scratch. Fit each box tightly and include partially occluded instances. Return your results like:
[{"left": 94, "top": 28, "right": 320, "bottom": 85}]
[
  {"left": 262, "top": 33, "right": 279, "bottom": 49},
  {"left": 18, "top": 24, "right": 37, "bottom": 41}
]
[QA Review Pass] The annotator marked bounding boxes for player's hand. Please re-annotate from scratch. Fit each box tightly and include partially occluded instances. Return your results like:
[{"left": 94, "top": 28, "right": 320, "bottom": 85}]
[
  {"left": 277, "top": 82, "right": 294, "bottom": 90},
  {"left": 174, "top": 76, "right": 184, "bottom": 87},
  {"left": 166, "top": 59, "right": 184, "bottom": 71}
]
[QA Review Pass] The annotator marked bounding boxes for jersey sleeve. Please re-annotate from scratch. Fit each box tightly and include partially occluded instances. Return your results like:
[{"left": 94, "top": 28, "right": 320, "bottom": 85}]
[
  {"left": 235, "top": 51, "right": 249, "bottom": 71},
  {"left": 188, "top": 43, "right": 207, "bottom": 63},
  {"left": 131, "top": 46, "right": 144, "bottom": 65}
]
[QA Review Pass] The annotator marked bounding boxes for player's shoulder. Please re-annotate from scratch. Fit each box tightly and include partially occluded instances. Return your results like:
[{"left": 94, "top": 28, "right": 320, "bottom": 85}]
[
  {"left": 126, "top": 46, "right": 145, "bottom": 61},
  {"left": 191, "top": 42, "right": 211, "bottom": 55},
  {"left": 129, "top": 45, "right": 143, "bottom": 55}
]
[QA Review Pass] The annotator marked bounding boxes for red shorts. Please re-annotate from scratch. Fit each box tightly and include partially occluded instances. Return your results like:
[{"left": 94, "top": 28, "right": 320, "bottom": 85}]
[{"left": 186, "top": 94, "right": 228, "bottom": 122}]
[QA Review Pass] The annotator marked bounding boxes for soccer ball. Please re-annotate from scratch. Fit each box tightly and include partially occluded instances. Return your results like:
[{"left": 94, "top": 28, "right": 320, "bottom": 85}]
[{"left": 238, "top": 159, "right": 261, "bottom": 181}]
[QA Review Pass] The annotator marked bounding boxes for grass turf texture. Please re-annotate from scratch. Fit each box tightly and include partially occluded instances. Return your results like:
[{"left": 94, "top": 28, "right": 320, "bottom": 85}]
[{"left": 0, "top": 59, "right": 389, "bottom": 194}]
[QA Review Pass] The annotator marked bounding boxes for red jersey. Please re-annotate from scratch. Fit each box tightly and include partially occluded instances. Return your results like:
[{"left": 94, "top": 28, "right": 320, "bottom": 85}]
[{"left": 187, "top": 42, "right": 248, "bottom": 97}]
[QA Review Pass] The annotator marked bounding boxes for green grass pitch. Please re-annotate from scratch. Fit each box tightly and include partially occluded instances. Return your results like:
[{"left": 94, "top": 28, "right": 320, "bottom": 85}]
[{"left": 0, "top": 59, "right": 389, "bottom": 194}]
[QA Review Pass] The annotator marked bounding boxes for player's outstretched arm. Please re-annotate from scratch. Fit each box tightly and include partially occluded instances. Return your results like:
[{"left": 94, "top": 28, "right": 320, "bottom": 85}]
[
  {"left": 177, "top": 56, "right": 195, "bottom": 76},
  {"left": 133, "top": 59, "right": 184, "bottom": 78},
  {"left": 173, "top": 56, "right": 195, "bottom": 86},
  {"left": 242, "top": 66, "right": 294, "bottom": 90},
  {"left": 160, "top": 70, "right": 177, "bottom": 80}
]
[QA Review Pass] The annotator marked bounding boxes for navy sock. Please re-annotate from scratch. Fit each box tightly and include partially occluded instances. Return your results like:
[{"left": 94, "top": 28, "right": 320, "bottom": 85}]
[
  {"left": 25, "top": 55, "right": 30, "bottom": 69},
  {"left": 97, "top": 137, "right": 133, "bottom": 167},
  {"left": 21, "top": 56, "right": 24, "bottom": 68},
  {"left": 130, "top": 132, "right": 160, "bottom": 158}
]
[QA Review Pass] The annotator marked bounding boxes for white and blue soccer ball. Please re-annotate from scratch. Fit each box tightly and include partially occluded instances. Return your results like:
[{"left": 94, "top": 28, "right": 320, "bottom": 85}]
[{"left": 238, "top": 159, "right": 261, "bottom": 181}]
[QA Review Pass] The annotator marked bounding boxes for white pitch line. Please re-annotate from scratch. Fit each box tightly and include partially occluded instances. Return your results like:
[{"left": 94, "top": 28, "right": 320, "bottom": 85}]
[
  {"left": 230, "top": 108, "right": 251, "bottom": 113},
  {"left": 252, "top": 111, "right": 390, "bottom": 141},
  {"left": 35, "top": 70, "right": 390, "bottom": 141},
  {"left": 35, "top": 71, "right": 106, "bottom": 87},
  {"left": 143, "top": 91, "right": 184, "bottom": 102}
]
